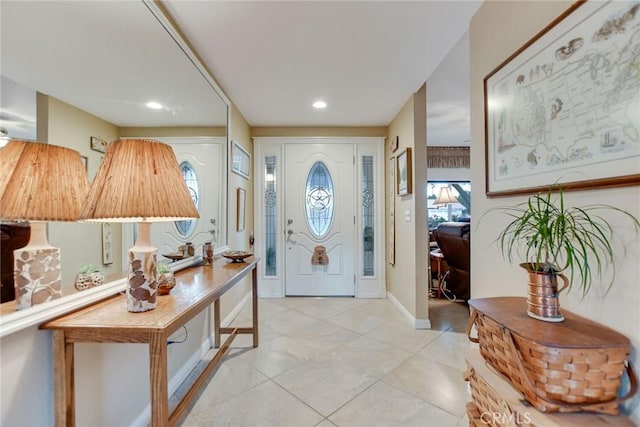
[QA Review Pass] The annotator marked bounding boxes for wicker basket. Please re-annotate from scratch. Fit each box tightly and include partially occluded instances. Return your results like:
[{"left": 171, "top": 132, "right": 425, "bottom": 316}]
[
  {"left": 466, "top": 402, "right": 484, "bottom": 427},
  {"left": 464, "top": 367, "right": 530, "bottom": 427},
  {"left": 467, "top": 298, "right": 637, "bottom": 415}
]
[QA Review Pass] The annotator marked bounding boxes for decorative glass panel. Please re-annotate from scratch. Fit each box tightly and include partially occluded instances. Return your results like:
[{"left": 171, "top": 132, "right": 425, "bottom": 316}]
[
  {"left": 175, "top": 161, "right": 199, "bottom": 237},
  {"left": 305, "top": 161, "right": 334, "bottom": 238},
  {"left": 265, "top": 156, "right": 277, "bottom": 276},
  {"left": 362, "top": 156, "right": 374, "bottom": 276}
]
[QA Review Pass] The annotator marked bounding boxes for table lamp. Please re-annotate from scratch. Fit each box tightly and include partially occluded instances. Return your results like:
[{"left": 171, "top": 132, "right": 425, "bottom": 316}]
[
  {"left": 0, "top": 139, "right": 90, "bottom": 310},
  {"left": 434, "top": 186, "right": 458, "bottom": 221},
  {"left": 80, "top": 139, "right": 199, "bottom": 312}
]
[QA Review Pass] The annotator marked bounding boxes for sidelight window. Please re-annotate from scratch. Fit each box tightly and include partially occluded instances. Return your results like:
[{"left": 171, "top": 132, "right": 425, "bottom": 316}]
[
  {"left": 264, "top": 156, "right": 277, "bottom": 276},
  {"left": 362, "top": 156, "right": 374, "bottom": 276}
]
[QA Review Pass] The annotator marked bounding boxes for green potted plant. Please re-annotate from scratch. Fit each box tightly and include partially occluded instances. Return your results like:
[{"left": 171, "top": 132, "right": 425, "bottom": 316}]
[
  {"left": 487, "top": 187, "right": 639, "bottom": 322},
  {"left": 157, "top": 264, "right": 176, "bottom": 295},
  {"left": 74, "top": 264, "right": 104, "bottom": 291}
]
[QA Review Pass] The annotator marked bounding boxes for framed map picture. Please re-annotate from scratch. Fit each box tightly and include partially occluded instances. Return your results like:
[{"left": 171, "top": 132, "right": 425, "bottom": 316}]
[{"left": 484, "top": 0, "right": 640, "bottom": 197}]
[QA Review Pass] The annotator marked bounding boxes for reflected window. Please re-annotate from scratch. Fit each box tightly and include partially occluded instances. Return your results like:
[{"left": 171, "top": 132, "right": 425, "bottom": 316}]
[
  {"left": 305, "top": 161, "right": 334, "bottom": 238},
  {"left": 175, "top": 161, "right": 199, "bottom": 237}
]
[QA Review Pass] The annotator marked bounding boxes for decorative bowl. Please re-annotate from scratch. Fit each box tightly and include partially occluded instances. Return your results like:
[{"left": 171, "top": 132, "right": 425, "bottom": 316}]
[
  {"left": 222, "top": 251, "right": 253, "bottom": 263},
  {"left": 162, "top": 253, "right": 186, "bottom": 261}
]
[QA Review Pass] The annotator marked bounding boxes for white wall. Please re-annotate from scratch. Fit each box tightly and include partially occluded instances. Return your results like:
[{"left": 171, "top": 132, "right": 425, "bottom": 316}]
[
  {"left": 470, "top": 1, "right": 640, "bottom": 423},
  {"left": 386, "top": 85, "right": 429, "bottom": 327},
  {"left": 427, "top": 168, "right": 471, "bottom": 183}
]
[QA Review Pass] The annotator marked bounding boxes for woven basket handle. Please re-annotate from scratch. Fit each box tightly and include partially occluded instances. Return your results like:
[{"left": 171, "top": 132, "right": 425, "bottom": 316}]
[
  {"left": 503, "top": 326, "right": 638, "bottom": 410},
  {"left": 466, "top": 309, "right": 480, "bottom": 343}
]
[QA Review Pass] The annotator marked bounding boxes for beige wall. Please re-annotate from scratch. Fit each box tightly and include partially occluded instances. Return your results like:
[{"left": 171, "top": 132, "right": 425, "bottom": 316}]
[
  {"left": 386, "top": 86, "right": 429, "bottom": 323},
  {"left": 470, "top": 1, "right": 640, "bottom": 423},
  {"left": 120, "top": 126, "right": 226, "bottom": 137},
  {"left": 221, "top": 103, "right": 254, "bottom": 320},
  {"left": 413, "top": 84, "right": 428, "bottom": 323},
  {"left": 45, "top": 96, "right": 123, "bottom": 288},
  {"left": 252, "top": 126, "right": 387, "bottom": 138}
]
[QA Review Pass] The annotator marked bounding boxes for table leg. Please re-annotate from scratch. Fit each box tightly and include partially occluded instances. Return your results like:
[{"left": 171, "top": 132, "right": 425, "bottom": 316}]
[
  {"left": 53, "top": 330, "right": 74, "bottom": 427},
  {"left": 149, "top": 331, "right": 169, "bottom": 427},
  {"left": 214, "top": 298, "right": 221, "bottom": 348},
  {"left": 252, "top": 266, "right": 259, "bottom": 348}
]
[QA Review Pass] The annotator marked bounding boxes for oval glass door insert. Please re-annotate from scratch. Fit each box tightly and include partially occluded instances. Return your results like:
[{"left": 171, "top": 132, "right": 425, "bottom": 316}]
[
  {"left": 305, "top": 161, "right": 334, "bottom": 238},
  {"left": 175, "top": 161, "right": 199, "bottom": 237}
]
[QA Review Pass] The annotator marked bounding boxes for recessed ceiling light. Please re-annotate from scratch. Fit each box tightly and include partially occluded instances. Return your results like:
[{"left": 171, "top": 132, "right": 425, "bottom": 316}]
[
  {"left": 146, "top": 101, "right": 163, "bottom": 110},
  {"left": 313, "top": 101, "right": 327, "bottom": 109}
]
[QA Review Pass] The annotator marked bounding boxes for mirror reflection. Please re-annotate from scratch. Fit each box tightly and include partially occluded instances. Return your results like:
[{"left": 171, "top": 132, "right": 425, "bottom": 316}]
[{"left": 0, "top": 1, "right": 228, "bottom": 311}]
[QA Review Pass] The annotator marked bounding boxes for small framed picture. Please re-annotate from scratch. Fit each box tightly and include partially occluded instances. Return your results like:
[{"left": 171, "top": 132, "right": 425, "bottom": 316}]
[
  {"left": 80, "top": 155, "right": 88, "bottom": 171},
  {"left": 391, "top": 136, "right": 399, "bottom": 153},
  {"left": 397, "top": 148, "right": 412, "bottom": 195},
  {"left": 91, "top": 136, "right": 109, "bottom": 153},
  {"left": 236, "top": 187, "right": 246, "bottom": 231},
  {"left": 231, "top": 140, "right": 251, "bottom": 179},
  {"left": 102, "top": 223, "right": 113, "bottom": 265}
]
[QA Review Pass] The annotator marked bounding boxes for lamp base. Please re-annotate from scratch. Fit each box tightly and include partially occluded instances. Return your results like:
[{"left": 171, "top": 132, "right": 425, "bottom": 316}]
[
  {"left": 14, "top": 246, "right": 62, "bottom": 310},
  {"left": 127, "top": 247, "right": 158, "bottom": 312}
]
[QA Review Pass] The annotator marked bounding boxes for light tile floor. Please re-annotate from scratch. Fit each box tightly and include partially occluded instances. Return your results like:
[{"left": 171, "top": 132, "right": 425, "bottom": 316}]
[{"left": 176, "top": 297, "right": 475, "bottom": 427}]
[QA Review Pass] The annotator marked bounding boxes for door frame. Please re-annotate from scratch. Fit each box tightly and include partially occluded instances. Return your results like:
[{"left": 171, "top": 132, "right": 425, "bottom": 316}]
[{"left": 253, "top": 137, "right": 386, "bottom": 298}]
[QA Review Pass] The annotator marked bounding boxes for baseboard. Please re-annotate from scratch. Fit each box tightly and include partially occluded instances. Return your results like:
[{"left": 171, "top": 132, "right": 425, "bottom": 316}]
[
  {"left": 130, "top": 290, "right": 252, "bottom": 427},
  {"left": 386, "top": 291, "right": 431, "bottom": 330}
]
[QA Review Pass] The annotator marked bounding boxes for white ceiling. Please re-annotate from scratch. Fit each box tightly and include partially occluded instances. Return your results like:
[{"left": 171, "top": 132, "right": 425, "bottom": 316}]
[
  {"left": 163, "top": 0, "right": 482, "bottom": 127},
  {"left": 1, "top": 1, "right": 227, "bottom": 129},
  {"left": 1, "top": 1, "right": 481, "bottom": 139}
]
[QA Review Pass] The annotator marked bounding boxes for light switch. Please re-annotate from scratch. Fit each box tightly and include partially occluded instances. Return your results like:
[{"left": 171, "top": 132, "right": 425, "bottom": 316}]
[{"left": 404, "top": 209, "right": 411, "bottom": 222}]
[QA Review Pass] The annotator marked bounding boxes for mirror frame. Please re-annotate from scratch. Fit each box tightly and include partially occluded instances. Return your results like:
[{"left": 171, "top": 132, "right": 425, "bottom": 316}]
[{"left": 0, "top": 0, "right": 231, "bottom": 337}]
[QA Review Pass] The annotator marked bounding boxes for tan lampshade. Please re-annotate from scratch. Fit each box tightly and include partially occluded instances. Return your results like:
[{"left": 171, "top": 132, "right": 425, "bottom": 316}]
[
  {"left": 0, "top": 139, "right": 90, "bottom": 221},
  {"left": 81, "top": 139, "right": 200, "bottom": 222},
  {"left": 434, "top": 186, "right": 458, "bottom": 206}
]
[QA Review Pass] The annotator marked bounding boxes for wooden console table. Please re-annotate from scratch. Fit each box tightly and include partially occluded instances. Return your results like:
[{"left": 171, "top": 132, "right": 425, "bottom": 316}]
[{"left": 41, "top": 256, "right": 259, "bottom": 427}]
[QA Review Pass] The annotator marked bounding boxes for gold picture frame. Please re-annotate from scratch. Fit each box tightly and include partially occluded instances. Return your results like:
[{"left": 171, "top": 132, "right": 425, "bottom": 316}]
[
  {"left": 484, "top": 1, "right": 640, "bottom": 197},
  {"left": 397, "top": 148, "right": 412, "bottom": 196}
]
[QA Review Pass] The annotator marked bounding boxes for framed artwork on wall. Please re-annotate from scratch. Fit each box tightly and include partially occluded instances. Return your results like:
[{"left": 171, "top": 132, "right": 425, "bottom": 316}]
[
  {"left": 102, "top": 223, "right": 113, "bottom": 265},
  {"left": 397, "top": 148, "right": 412, "bottom": 196},
  {"left": 389, "top": 156, "right": 395, "bottom": 265},
  {"left": 231, "top": 140, "right": 251, "bottom": 179},
  {"left": 237, "top": 187, "right": 246, "bottom": 231},
  {"left": 484, "top": 0, "right": 640, "bottom": 197},
  {"left": 90, "top": 136, "right": 109, "bottom": 153},
  {"left": 391, "top": 136, "right": 399, "bottom": 153}
]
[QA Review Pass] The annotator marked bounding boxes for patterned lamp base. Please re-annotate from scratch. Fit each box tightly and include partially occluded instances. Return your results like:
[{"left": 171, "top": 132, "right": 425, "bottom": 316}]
[
  {"left": 14, "top": 247, "right": 62, "bottom": 310},
  {"left": 127, "top": 248, "right": 158, "bottom": 312}
]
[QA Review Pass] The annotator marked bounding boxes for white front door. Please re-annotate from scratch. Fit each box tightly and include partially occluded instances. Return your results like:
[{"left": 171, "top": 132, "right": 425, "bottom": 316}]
[
  {"left": 284, "top": 143, "right": 356, "bottom": 296},
  {"left": 151, "top": 139, "right": 222, "bottom": 257}
]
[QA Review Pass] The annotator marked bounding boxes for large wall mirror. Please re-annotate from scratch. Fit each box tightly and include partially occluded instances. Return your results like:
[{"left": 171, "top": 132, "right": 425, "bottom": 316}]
[{"left": 0, "top": 1, "right": 229, "bottom": 332}]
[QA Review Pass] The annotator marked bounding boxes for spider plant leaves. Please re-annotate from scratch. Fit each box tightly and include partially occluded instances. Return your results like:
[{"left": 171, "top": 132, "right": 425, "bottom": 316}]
[{"left": 483, "top": 187, "right": 639, "bottom": 297}]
